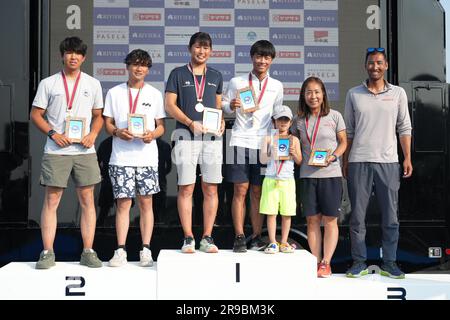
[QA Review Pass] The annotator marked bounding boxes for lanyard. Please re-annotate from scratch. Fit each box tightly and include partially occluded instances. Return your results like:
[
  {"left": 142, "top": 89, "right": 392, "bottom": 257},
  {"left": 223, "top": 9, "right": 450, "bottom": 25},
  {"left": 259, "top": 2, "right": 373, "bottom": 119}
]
[
  {"left": 305, "top": 115, "right": 321, "bottom": 149},
  {"left": 61, "top": 71, "right": 81, "bottom": 111},
  {"left": 128, "top": 84, "right": 143, "bottom": 114},
  {"left": 276, "top": 160, "right": 285, "bottom": 176},
  {"left": 187, "top": 63, "right": 207, "bottom": 102},
  {"left": 248, "top": 73, "right": 268, "bottom": 105}
]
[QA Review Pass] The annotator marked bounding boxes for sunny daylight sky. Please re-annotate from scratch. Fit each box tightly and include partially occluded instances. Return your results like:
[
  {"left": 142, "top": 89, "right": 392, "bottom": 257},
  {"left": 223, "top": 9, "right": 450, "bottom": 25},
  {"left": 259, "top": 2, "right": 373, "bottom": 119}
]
[{"left": 440, "top": 0, "right": 450, "bottom": 81}]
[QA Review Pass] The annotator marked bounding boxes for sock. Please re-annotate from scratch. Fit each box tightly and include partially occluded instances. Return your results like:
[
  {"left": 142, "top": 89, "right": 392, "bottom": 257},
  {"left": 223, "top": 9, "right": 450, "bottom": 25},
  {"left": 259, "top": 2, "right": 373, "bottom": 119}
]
[
  {"left": 118, "top": 245, "right": 126, "bottom": 251},
  {"left": 142, "top": 244, "right": 150, "bottom": 250}
]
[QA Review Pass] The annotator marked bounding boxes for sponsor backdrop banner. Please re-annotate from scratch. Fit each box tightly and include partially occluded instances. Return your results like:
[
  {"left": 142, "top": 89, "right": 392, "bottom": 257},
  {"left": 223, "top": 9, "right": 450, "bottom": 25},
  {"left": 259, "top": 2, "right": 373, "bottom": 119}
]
[{"left": 93, "top": 0, "right": 339, "bottom": 101}]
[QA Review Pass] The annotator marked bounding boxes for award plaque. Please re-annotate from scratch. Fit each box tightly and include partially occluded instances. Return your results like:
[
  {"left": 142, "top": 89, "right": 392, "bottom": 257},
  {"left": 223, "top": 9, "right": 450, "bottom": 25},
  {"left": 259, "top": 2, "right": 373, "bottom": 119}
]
[
  {"left": 237, "top": 86, "right": 258, "bottom": 113},
  {"left": 274, "top": 135, "right": 292, "bottom": 160},
  {"left": 128, "top": 113, "right": 146, "bottom": 137},
  {"left": 308, "top": 149, "right": 330, "bottom": 167},
  {"left": 65, "top": 117, "right": 86, "bottom": 143},
  {"left": 202, "top": 107, "right": 222, "bottom": 135}
]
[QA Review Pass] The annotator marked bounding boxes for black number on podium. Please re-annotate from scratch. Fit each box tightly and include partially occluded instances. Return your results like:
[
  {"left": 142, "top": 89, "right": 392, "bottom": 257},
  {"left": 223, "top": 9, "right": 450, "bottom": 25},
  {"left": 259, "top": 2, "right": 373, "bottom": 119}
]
[
  {"left": 236, "top": 263, "right": 240, "bottom": 283},
  {"left": 65, "top": 276, "right": 86, "bottom": 296},
  {"left": 387, "top": 287, "right": 406, "bottom": 300}
]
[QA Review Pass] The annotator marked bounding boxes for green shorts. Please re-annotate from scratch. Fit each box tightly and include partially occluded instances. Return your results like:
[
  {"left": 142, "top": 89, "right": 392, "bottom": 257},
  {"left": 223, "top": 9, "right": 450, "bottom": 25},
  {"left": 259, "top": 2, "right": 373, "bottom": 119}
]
[
  {"left": 40, "top": 153, "right": 101, "bottom": 188},
  {"left": 259, "top": 177, "right": 296, "bottom": 216}
]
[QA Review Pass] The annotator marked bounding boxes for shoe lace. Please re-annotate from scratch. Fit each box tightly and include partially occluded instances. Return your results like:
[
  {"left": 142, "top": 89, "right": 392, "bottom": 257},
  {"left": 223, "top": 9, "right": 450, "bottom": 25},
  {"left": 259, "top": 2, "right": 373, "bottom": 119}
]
[
  {"left": 184, "top": 237, "right": 193, "bottom": 245},
  {"left": 203, "top": 236, "right": 214, "bottom": 245}
]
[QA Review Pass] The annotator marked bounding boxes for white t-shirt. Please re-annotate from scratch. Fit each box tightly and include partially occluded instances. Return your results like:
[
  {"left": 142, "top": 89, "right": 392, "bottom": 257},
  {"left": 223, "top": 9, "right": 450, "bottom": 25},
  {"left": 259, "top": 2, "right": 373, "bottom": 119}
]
[
  {"left": 103, "top": 83, "right": 166, "bottom": 167},
  {"left": 32, "top": 71, "right": 104, "bottom": 155},
  {"left": 222, "top": 73, "right": 284, "bottom": 149}
]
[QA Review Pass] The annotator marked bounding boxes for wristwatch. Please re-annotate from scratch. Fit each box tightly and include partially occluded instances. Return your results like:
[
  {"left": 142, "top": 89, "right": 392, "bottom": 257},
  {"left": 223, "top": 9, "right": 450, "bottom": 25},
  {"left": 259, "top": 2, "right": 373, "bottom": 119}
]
[
  {"left": 331, "top": 154, "right": 338, "bottom": 162},
  {"left": 47, "top": 129, "right": 56, "bottom": 139}
]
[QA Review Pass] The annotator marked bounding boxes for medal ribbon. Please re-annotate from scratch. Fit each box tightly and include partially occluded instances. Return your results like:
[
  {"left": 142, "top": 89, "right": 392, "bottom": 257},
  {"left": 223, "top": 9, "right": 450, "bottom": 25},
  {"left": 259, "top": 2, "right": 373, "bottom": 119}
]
[
  {"left": 276, "top": 160, "right": 285, "bottom": 177},
  {"left": 248, "top": 73, "right": 268, "bottom": 105},
  {"left": 305, "top": 116, "right": 321, "bottom": 149},
  {"left": 128, "top": 83, "right": 143, "bottom": 114},
  {"left": 188, "top": 63, "right": 206, "bottom": 102},
  {"left": 61, "top": 71, "right": 81, "bottom": 111}
]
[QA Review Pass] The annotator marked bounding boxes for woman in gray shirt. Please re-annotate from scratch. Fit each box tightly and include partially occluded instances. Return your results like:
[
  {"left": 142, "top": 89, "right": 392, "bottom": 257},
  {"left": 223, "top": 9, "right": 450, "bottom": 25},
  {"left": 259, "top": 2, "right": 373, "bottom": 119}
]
[{"left": 292, "top": 77, "right": 347, "bottom": 278}]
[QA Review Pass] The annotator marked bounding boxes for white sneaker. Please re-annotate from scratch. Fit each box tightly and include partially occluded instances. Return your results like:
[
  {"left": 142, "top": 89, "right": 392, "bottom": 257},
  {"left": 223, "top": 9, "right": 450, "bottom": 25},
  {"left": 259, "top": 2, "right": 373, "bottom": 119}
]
[
  {"left": 139, "top": 247, "right": 153, "bottom": 267},
  {"left": 181, "top": 236, "right": 195, "bottom": 254},
  {"left": 109, "top": 248, "right": 127, "bottom": 267}
]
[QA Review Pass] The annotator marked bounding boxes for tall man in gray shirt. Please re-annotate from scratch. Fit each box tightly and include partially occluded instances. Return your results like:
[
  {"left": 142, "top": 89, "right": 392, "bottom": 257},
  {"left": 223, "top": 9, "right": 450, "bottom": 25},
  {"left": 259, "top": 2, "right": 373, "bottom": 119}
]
[{"left": 343, "top": 48, "right": 412, "bottom": 279}]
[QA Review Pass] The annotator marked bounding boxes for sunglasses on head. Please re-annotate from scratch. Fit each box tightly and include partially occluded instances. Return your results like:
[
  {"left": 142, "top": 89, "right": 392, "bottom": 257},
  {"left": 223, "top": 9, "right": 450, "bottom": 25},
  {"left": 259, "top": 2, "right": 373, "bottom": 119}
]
[{"left": 367, "top": 47, "right": 385, "bottom": 53}]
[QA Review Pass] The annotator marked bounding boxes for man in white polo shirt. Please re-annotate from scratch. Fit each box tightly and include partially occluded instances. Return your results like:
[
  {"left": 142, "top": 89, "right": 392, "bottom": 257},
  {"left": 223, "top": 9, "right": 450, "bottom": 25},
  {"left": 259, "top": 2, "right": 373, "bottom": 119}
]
[{"left": 222, "top": 40, "right": 284, "bottom": 252}]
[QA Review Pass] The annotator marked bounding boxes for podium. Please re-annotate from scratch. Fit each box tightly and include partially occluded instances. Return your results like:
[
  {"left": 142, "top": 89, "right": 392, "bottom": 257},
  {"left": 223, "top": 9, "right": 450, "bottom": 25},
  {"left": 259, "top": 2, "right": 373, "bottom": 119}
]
[
  {"left": 0, "top": 262, "right": 157, "bottom": 300},
  {"left": 1, "top": 251, "right": 450, "bottom": 300},
  {"left": 156, "top": 249, "right": 317, "bottom": 300}
]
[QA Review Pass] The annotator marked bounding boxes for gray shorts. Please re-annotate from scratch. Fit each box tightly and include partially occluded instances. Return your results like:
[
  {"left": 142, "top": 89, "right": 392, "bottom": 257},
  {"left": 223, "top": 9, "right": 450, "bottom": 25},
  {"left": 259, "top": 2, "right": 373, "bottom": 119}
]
[
  {"left": 40, "top": 153, "right": 101, "bottom": 188},
  {"left": 109, "top": 165, "right": 160, "bottom": 199},
  {"left": 173, "top": 140, "right": 223, "bottom": 185}
]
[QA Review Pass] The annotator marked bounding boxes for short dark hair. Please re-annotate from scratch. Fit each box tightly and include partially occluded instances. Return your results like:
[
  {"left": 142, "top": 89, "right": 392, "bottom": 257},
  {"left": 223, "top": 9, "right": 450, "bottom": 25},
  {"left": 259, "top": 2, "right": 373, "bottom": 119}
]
[
  {"left": 189, "top": 32, "right": 212, "bottom": 48},
  {"left": 298, "top": 76, "right": 331, "bottom": 118},
  {"left": 124, "top": 49, "right": 152, "bottom": 68},
  {"left": 250, "top": 40, "right": 276, "bottom": 59},
  {"left": 59, "top": 36, "right": 87, "bottom": 57}
]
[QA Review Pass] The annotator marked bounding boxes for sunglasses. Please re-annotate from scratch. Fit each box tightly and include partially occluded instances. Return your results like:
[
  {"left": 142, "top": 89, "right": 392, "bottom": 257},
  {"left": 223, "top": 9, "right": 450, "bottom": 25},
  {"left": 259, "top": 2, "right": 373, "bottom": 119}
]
[{"left": 367, "top": 47, "right": 385, "bottom": 53}]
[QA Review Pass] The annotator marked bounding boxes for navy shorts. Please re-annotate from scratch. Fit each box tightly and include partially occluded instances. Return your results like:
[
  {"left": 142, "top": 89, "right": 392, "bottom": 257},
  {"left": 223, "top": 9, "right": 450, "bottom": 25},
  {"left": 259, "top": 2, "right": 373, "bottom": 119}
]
[
  {"left": 225, "top": 146, "right": 265, "bottom": 186},
  {"left": 300, "top": 177, "right": 343, "bottom": 217}
]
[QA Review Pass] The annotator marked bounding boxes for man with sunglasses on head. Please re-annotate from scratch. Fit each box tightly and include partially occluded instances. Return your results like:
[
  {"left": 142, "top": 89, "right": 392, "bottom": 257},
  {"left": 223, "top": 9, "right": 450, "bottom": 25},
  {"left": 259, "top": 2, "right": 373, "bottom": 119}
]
[{"left": 343, "top": 47, "right": 412, "bottom": 279}]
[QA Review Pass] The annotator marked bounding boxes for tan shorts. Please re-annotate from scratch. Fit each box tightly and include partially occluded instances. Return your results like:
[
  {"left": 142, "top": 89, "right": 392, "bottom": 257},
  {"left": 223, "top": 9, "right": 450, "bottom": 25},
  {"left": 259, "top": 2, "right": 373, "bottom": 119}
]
[{"left": 40, "top": 153, "right": 101, "bottom": 188}]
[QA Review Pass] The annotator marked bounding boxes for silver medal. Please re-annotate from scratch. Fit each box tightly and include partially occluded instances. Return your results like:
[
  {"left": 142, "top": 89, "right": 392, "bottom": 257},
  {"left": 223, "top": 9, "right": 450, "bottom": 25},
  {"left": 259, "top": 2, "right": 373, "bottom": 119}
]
[{"left": 195, "top": 102, "right": 205, "bottom": 113}]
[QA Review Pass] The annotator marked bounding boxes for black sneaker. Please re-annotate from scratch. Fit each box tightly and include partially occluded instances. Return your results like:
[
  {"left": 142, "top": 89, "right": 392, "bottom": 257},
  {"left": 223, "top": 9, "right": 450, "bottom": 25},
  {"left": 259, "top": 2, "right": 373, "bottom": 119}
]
[
  {"left": 233, "top": 234, "right": 247, "bottom": 253},
  {"left": 380, "top": 261, "right": 405, "bottom": 279},
  {"left": 249, "top": 235, "right": 267, "bottom": 251}
]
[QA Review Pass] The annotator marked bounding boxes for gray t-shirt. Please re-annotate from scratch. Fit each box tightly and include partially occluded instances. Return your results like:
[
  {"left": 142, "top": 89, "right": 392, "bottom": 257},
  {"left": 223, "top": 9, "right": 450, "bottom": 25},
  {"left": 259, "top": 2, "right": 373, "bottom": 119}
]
[
  {"left": 292, "top": 109, "right": 346, "bottom": 178},
  {"left": 32, "top": 71, "right": 103, "bottom": 155},
  {"left": 344, "top": 81, "right": 412, "bottom": 163}
]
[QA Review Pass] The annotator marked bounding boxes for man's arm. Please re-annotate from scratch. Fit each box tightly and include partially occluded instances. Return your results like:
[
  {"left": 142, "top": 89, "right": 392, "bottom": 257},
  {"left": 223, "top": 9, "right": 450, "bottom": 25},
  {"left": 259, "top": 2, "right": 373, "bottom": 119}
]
[
  {"left": 216, "top": 93, "right": 225, "bottom": 136},
  {"left": 342, "top": 138, "right": 353, "bottom": 179},
  {"left": 30, "top": 106, "right": 71, "bottom": 147},
  {"left": 81, "top": 108, "right": 104, "bottom": 148},
  {"left": 104, "top": 115, "right": 133, "bottom": 141},
  {"left": 399, "top": 135, "right": 413, "bottom": 178},
  {"left": 143, "top": 118, "right": 165, "bottom": 144}
]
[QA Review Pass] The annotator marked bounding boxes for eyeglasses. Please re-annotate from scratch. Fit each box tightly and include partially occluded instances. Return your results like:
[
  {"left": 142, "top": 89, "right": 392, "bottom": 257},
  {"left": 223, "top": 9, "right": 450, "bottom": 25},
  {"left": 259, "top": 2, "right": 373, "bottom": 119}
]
[{"left": 367, "top": 47, "right": 385, "bottom": 53}]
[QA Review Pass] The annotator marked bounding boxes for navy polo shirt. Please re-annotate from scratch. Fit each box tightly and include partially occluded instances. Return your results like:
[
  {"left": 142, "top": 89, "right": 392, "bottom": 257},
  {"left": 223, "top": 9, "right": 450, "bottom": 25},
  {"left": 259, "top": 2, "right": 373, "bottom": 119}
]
[{"left": 165, "top": 64, "right": 223, "bottom": 131}]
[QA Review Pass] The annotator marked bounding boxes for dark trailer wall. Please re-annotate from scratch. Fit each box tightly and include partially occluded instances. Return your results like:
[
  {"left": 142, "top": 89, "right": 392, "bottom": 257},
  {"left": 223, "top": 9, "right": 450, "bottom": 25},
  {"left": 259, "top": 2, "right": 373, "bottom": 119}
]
[{"left": 0, "top": 0, "right": 448, "bottom": 271}]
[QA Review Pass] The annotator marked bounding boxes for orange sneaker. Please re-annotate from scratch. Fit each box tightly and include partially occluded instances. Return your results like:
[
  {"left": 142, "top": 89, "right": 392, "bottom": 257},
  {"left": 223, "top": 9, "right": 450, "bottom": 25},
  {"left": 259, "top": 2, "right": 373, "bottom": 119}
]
[{"left": 317, "top": 261, "right": 332, "bottom": 278}]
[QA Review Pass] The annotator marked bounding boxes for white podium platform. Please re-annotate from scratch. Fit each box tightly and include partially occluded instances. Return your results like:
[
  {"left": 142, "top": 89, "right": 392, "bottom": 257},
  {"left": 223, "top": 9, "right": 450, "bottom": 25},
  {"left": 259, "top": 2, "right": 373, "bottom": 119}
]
[
  {"left": 1, "top": 251, "right": 449, "bottom": 300},
  {"left": 0, "top": 262, "right": 157, "bottom": 300},
  {"left": 314, "top": 274, "right": 450, "bottom": 300},
  {"left": 156, "top": 249, "right": 317, "bottom": 300}
]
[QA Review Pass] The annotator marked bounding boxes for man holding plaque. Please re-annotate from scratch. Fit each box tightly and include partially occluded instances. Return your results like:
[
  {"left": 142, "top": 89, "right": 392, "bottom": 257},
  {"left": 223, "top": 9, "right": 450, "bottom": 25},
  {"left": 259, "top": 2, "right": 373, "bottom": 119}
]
[
  {"left": 292, "top": 77, "right": 347, "bottom": 277},
  {"left": 343, "top": 48, "right": 412, "bottom": 279},
  {"left": 222, "top": 40, "right": 283, "bottom": 252},
  {"left": 103, "top": 49, "right": 166, "bottom": 267},
  {"left": 30, "top": 37, "right": 104, "bottom": 269},
  {"left": 165, "top": 32, "right": 224, "bottom": 254}
]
